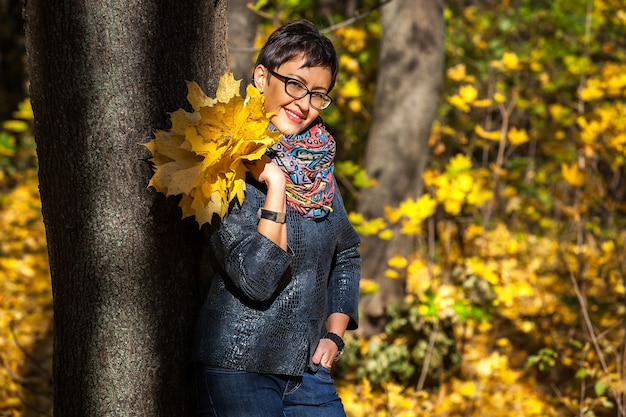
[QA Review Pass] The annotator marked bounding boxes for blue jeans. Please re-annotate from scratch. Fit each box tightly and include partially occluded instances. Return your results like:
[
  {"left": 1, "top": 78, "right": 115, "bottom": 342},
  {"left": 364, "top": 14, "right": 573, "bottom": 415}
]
[{"left": 194, "top": 364, "right": 346, "bottom": 417}]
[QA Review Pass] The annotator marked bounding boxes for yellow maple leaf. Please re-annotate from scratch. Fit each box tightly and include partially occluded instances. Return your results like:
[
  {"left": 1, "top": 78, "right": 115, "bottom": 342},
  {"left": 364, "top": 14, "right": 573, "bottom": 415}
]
[
  {"left": 187, "top": 80, "right": 218, "bottom": 110},
  {"left": 507, "top": 127, "right": 530, "bottom": 146},
  {"left": 561, "top": 162, "right": 585, "bottom": 187},
  {"left": 447, "top": 94, "right": 470, "bottom": 112},
  {"left": 388, "top": 255, "right": 408, "bottom": 269},
  {"left": 446, "top": 153, "right": 473, "bottom": 175},
  {"left": 459, "top": 84, "right": 478, "bottom": 103},
  {"left": 502, "top": 52, "right": 522, "bottom": 71},
  {"left": 339, "top": 77, "right": 362, "bottom": 98},
  {"left": 144, "top": 72, "right": 282, "bottom": 226},
  {"left": 446, "top": 63, "right": 467, "bottom": 81},
  {"left": 475, "top": 125, "right": 501, "bottom": 141}
]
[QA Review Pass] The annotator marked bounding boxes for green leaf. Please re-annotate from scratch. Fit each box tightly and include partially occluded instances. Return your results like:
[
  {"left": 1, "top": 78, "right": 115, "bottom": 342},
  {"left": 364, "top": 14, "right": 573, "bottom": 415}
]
[
  {"left": 601, "top": 400, "right": 614, "bottom": 409},
  {"left": 594, "top": 380, "right": 606, "bottom": 397}
]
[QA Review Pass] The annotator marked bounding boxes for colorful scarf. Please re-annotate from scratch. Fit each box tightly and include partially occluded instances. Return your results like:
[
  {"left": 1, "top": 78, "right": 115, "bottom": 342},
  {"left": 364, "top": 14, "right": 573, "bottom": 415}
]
[{"left": 268, "top": 118, "right": 336, "bottom": 219}]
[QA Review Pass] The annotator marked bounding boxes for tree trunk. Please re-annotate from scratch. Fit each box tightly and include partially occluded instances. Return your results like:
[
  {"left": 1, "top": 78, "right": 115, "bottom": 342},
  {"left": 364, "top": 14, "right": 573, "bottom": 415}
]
[
  {"left": 23, "top": 1, "right": 227, "bottom": 415},
  {"left": 226, "top": 0, "right": 260, "bottom": 95},
  {"left": 357, "top": 0, "right": 445, "bottom": 336}
]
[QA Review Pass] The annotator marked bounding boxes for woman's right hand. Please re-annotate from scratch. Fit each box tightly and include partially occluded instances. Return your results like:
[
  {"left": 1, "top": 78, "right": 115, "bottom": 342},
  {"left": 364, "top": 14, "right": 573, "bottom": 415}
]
[{"left": 245, "top": 155, "right": 286, "bottom": 189}]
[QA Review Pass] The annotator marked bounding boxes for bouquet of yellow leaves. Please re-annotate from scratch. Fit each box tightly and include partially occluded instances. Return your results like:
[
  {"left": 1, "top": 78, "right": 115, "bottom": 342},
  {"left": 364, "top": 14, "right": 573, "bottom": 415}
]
[{"left": 144, "top": 72, "right": 282, "bottom": 226}]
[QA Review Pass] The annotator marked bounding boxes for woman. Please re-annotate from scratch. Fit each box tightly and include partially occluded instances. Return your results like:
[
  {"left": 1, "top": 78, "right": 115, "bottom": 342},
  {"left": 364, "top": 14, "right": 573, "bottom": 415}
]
[{"left": 192, "top": 19, "right": 361, "bottom": 417}]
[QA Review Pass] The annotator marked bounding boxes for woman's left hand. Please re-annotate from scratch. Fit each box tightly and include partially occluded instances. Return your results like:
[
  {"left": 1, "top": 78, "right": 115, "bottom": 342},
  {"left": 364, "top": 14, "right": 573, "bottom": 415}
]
[{"left": 312, "top": 338, "right": 339, "bottom": 368}]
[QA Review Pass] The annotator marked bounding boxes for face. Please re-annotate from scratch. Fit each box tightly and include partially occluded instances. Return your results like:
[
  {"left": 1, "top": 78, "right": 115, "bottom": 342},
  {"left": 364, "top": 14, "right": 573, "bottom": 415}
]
[{"left": 254, "top": 55, "right": 332, "bottom": 135}]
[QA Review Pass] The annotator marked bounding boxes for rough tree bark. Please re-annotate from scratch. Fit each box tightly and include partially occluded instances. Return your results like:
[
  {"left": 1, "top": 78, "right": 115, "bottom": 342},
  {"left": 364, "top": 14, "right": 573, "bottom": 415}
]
[
  {"left": 357, "top": 0, "right": 445, "bottom": 336},
  {"left": 23, "top": 1, "right": 227, "bottom": 415},
  {"left": 226, "top": 0, "right": 260, "bottom": 95}
]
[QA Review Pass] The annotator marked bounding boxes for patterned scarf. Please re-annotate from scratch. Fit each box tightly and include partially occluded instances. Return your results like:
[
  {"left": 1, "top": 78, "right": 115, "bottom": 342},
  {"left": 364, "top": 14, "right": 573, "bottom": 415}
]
[{"left": 268, "top": 118, "right": 336, "bottom": 219}]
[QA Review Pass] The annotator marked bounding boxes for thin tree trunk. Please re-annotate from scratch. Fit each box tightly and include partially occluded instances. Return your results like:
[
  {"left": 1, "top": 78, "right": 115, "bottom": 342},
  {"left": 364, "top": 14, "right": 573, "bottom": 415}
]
[
  {"left": 357, "top": 0, "right": 445, "bottom": 336},
  {"left": 23, "top": 1, "right": 227, "bottom": 415}
]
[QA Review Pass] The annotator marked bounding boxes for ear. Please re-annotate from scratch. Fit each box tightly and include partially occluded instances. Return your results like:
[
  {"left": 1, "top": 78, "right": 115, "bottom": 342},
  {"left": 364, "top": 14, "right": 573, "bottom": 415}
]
[{"left": 253, "top": 65, "right": 266, "bottom": 92}]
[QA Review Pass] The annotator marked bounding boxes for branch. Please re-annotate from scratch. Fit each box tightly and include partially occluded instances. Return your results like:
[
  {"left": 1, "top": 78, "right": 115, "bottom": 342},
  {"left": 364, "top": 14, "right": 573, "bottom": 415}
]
[{"left": 321, "top": 0, "right": 393, "bottom": 33}]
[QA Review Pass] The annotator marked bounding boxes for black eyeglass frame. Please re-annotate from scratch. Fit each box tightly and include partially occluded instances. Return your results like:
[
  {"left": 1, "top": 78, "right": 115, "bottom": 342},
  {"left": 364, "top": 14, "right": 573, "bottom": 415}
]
[{"left": 267, "top": 69, "right": 333, "bottom": 110}]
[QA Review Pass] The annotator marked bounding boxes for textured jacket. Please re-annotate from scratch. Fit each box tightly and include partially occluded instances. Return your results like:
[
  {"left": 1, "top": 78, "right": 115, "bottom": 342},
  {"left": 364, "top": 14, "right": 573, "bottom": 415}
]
[{"left": 192, "top": 176, "right": 361, "bottom": 377}]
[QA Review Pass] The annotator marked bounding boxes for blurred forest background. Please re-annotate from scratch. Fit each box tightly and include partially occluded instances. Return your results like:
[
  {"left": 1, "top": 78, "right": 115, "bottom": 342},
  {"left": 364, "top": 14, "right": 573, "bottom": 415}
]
[{"left": 2, "top": 0, "right": 626, "bottom": 416}]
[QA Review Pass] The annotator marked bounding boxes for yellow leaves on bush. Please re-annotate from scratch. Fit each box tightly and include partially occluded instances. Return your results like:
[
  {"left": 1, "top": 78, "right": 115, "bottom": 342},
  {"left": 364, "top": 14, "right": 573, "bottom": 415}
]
[
  {"left": 576, "top": 115, "right": 605, "bottom": 145},
  {"left": 493, "top": 91, "right": 507, "bottom": 103},
  {"left": 339, "top": 77, "right": 361, "bottom": 99},
  {"left": 144, "top": 72, "right": 281, "bottom": 226},
  {"left": 548, "top": 103, "right": 573, "bottom": 123},
  {"left": 447, "top": 84, "right": 488, "bottom": 112},
  {"left": 385, "top": 194, "right": 437, "bottom": 234},
  {"left": 388, "top": 255, "right": 408, "bottom": 269},
  {"left": 406, "top": 259, "right": 431, "bottom": 296},
  {"left": 422, "top": 155, "right": 493, "bottom": 216},
  {"left": 575, "top": 62, "right": 626, "bottom": 102},
  {"left": 338, "top": 77, "right": 363, "bottom": 112},
  {"left": 446, "top": 153, "right": 473, "bottom": 173},
  {"left": 336, "top": 26, "right": 368, "bottom": 53},
  {"left": 384, "top": 255, "right": 409, "bottom": 280},
  {"left": 348, "top": 212, "right": 391, "bottom": 239},
  {"left": 11, "top": 98, "right": 34, "bottom": 120},
  {"left": 576, "top": 102, "right": 626, "bottom": 162},
  {"left": 339, "top": 55, "right": 360, "bottom": 74},
  {"left": 579, "top": 80, "right": 605, "bottom": 102},
  {"left": 602, "top": 63, "right": 626, "bottom": 94},
  {"left": 565, "top": 55, "right": 593, "bottom": 76},
  {"left": 338, "top": 349, "right": 558, "bottom": 417},
  {"left": 490, "top": 52, "right": 523, "bottom": 71},
  {"left": 475, "top": 125, "right": 530, "bottom": 146},
  {"left": 359, "top": 279, "right": 379, "bottom": 295},
  {"left": 0, "top": 174, "right": 52, "bottom": 417},
  {"left": 463, "top": 222, "right": 577, "bottom": 325},
  {"left": 335, "top": 160, "right": 376, "bottom": 189},
  {"left": 0, "top": 134, "right": 16, "bottom": 158}
]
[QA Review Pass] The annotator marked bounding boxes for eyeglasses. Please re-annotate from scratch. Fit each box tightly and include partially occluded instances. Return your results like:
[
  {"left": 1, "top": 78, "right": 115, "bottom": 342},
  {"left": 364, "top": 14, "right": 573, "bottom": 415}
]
[{"left": 267, "top": 69, "right": 333, "bottom": 110}]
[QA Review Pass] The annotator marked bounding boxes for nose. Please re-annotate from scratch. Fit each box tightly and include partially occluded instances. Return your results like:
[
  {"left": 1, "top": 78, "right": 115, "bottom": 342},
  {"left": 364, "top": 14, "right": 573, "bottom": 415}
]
[{"left": 293, "top": 93, "right": 311, "bottom": 110}]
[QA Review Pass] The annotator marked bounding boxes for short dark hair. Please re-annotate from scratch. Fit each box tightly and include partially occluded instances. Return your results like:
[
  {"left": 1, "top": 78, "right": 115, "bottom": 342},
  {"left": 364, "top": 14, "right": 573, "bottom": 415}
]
[{"left": 254, "top": 20, "right": 339, "bottom": 92}]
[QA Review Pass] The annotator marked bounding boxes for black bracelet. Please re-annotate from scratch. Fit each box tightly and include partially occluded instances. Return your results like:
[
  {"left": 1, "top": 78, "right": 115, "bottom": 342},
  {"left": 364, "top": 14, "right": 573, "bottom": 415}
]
[
  {"left": 257, "top": 208, "right": 286, "bottom": 223},
  {"left": 323, "top": 332, "right": 345, "bottom": 360}
]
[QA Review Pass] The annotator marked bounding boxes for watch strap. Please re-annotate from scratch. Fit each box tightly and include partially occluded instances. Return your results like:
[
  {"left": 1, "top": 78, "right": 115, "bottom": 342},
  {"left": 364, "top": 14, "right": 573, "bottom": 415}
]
[
  {"left": 257, "top": 208, "right": 286, "bottom": 224},
  {"left": 323, "top": 332, "right": 345, "bottom": 360}
]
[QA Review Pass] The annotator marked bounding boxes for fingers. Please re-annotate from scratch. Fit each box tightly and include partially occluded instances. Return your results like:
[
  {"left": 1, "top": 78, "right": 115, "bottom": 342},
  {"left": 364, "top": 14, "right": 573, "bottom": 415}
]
[
  {"left": 312, "top": 338, "right": 338, "bottom": 368},
  {"left": 244, "top": 156, "right": 269, "bottom": 179}
]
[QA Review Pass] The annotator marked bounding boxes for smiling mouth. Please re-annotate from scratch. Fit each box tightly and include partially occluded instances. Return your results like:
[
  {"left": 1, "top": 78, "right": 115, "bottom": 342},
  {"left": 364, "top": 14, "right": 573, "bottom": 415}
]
[{"left": 284, "top": 108, "right": 305, "bottom": 122}]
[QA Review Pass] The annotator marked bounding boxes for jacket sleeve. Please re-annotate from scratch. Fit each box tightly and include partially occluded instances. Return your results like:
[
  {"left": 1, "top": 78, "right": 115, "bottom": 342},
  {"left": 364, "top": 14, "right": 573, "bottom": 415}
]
[
  {"left": 326, "top": 189, "right": 361, "bottom": 330},
  {"left": 208, "top": 183, "right": 293, "bottom": 302}
]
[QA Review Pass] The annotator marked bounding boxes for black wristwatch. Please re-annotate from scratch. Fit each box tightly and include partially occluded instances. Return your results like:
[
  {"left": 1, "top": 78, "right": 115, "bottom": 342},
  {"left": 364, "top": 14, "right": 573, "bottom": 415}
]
[
  {"left": 323, "top": 332, "right": 345, "bottom": 361},
  {"left": 257, "top": 208, "right": 286, "bottom": 224}
]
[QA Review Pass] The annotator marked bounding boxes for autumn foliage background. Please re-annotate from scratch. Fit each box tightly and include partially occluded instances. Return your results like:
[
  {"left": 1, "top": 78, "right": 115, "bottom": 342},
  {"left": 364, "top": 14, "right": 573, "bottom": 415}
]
[{"left": 2, "top": 0, "right": 626, "bottom": 416}]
